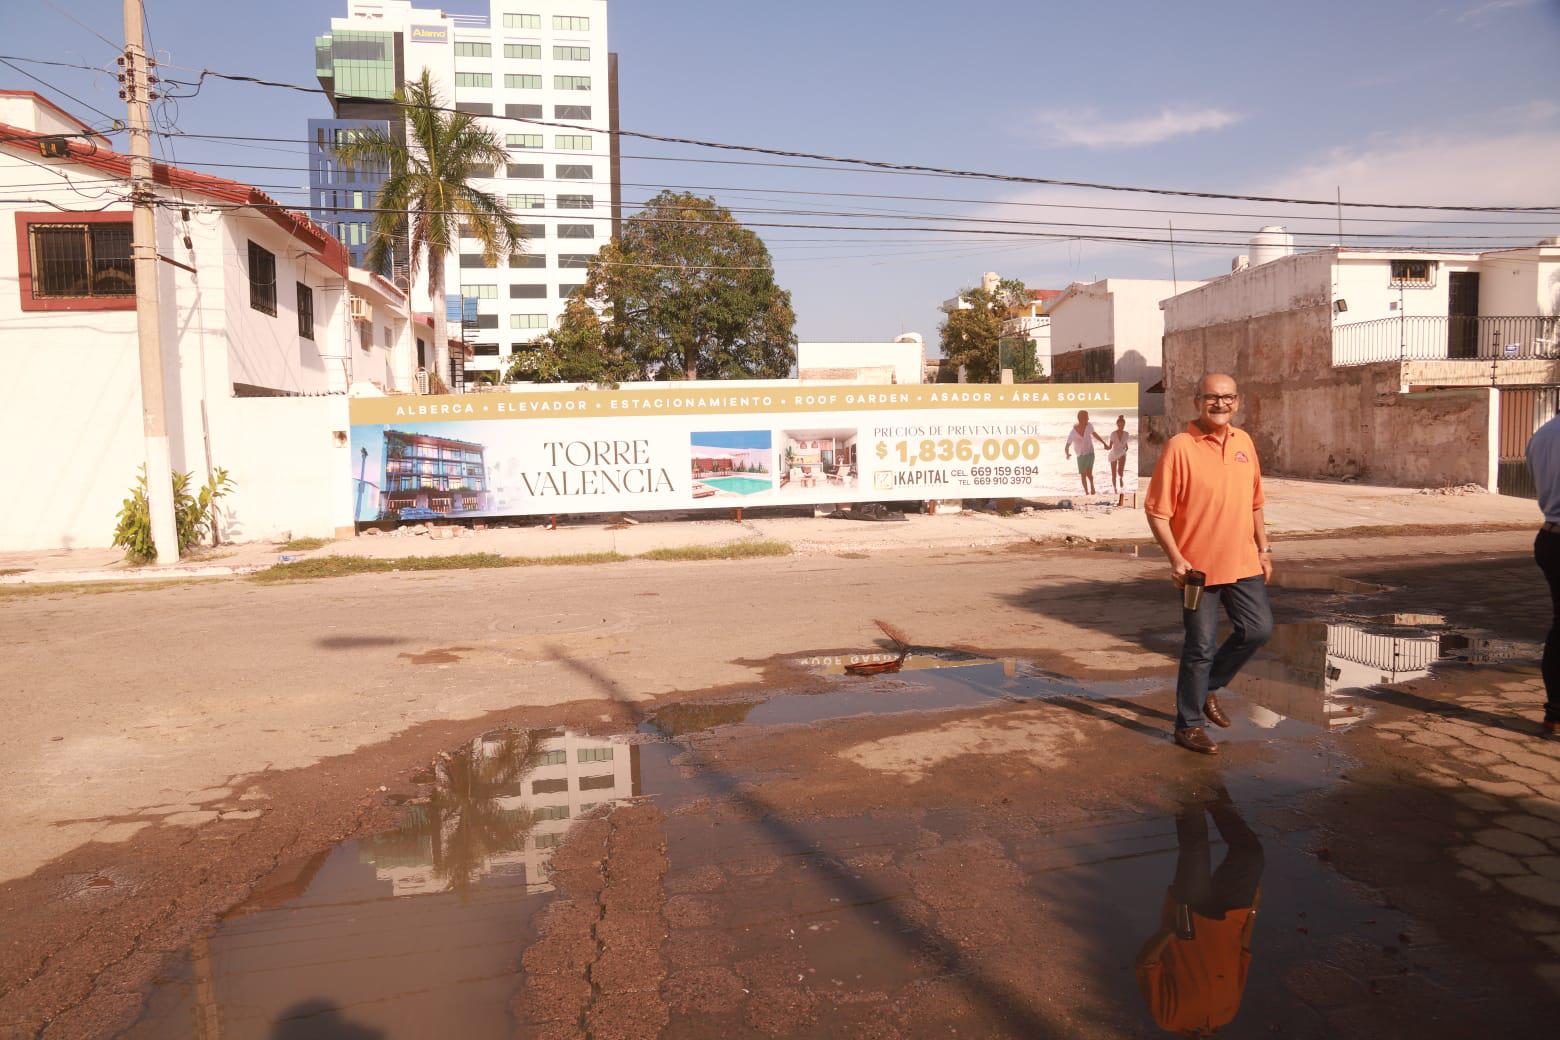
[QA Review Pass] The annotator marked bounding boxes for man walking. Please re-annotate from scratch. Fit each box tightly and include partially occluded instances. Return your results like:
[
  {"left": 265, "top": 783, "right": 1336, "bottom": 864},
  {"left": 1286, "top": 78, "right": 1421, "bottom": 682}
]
[
  {"left": 1527, "top": 409, "right": 1560, "bottom": 736},
  {"left": 1146, "top": 374, "right": 1273, "bottom": 755}
]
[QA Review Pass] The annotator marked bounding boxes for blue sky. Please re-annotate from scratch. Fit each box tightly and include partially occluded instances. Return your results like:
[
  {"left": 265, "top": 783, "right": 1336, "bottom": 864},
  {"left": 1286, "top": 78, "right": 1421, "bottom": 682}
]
[{"left": 4, "top": 0, "right": 1559, "bottom": 348}]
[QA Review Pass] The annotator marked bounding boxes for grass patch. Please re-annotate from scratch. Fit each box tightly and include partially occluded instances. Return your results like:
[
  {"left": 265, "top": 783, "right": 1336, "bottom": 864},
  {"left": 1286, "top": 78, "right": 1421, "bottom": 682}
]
[
  {"left": 250, "top": 551, "right": 629, "bottom": 582},
  {"left": 280, "top": 537, "right": 331, "bottom": 551},
  {"left": 637, "top": 540, "right": 792, "bottom": 562},
  {"left": 249, "top": 540, "right": 793, "bottom": 582},
  {"left": 0, "top": 578, "right": 221, "bottom": 600}
]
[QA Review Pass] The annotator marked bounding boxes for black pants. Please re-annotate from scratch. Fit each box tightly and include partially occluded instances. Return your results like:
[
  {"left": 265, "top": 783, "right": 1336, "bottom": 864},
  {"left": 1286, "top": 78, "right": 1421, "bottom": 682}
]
[
  {"left": 1537, "top": 530, "right": 1560, "bottom": 723},
  {"left": 1172, "top": 797, "right": 1264, "bottom": 921}
]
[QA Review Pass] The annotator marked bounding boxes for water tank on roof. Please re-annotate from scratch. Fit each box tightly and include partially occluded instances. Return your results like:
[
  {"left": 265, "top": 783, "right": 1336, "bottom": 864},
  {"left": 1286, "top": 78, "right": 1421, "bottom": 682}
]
[
  {"left": 1249, "top": 226, "right": 1293, "bottom": 267},
  {"left": 981, "top": 271, "right": 999, "bottom": 292}
]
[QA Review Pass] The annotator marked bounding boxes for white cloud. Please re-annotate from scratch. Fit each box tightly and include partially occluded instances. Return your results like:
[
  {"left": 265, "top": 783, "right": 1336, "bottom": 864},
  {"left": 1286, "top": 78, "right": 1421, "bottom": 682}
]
[
  {"left": 1028, "top": 106, "right": 1243, "bottom": 149},
  {"left": 1457, "top": 0, "right": 1536, "bottom": 22},
  {"left": 1269, "top": 128, "right": 1560, "bottom": 210}
]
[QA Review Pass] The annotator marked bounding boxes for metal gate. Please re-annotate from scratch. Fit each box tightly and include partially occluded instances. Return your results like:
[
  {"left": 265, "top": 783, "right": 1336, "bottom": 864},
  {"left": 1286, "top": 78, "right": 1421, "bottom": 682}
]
[{"left": 1497, "top": 387, "right": 1560, "bottom": 498}]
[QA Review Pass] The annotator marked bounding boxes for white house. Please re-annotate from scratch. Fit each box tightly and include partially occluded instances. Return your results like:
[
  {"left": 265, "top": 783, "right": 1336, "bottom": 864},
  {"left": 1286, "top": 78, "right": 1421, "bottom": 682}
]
[
  {"left": 1045, "top": 278, "right": 1200, "bottom": 414},
  {"left": 1159, "top": 233, "right": 1560, "bottom": 493},
  {"left": 0, "top": 91, "right": 428, "bottom": 550},
  {"left": 796, "top": 337, "right": 925, "bottom": 385}
]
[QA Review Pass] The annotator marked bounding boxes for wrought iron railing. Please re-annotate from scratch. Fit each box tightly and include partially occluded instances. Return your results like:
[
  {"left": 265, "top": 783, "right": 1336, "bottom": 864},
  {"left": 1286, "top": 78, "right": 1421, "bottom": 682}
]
[{"left": 1333, "top": 315, "right": 1560, "bottom": 367}]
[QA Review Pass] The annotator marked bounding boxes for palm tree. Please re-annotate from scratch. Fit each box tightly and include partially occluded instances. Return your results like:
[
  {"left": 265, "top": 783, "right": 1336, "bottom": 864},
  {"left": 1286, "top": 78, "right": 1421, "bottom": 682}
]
[{"left": 334, "top": 70, "right": 523, "bottom": 391}]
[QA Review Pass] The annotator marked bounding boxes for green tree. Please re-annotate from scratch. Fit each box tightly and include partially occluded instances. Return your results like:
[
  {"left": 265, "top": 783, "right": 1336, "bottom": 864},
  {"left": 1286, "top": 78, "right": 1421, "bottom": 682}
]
[
  {"left": 541, "top": 191, "right": 796, "bottom": 381},
  {"left": 334, "top": 71, "right": 524, "bottom": 391},
  {"left": 939, "top": 278, "right": 1030, "bottom": 383},
  {"left": 506, "top": 295, "right": 633, "bottom": 384}
]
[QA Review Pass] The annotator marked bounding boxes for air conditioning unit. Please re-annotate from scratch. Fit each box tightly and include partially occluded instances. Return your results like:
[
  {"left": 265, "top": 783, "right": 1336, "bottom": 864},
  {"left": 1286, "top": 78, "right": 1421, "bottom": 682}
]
[{"left": 349, "top": 297, "right": 370, "bottom": 321}]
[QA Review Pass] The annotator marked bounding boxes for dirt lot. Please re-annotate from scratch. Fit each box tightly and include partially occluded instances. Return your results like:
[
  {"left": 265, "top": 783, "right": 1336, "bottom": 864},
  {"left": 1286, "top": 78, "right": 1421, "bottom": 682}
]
[{"left": 2, "top": 529, "right": 1557, "bottom": 1037}]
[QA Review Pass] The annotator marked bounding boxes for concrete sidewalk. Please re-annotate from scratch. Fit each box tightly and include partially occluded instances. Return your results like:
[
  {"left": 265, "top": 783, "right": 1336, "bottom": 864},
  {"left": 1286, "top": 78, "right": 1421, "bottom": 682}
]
[{"left": 0, "top": 478, "right": 1542, "bottom": 585}]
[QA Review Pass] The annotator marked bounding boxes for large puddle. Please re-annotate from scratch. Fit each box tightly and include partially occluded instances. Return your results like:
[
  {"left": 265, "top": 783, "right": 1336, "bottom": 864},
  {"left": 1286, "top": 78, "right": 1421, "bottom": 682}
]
[{"left": 127, "top": 615, "right": 1541, "bottom": 1038}]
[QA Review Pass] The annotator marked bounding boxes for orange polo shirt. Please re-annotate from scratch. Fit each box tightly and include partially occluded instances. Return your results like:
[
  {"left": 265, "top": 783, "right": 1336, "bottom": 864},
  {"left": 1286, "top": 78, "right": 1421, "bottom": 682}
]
[
  {"left": 1136, "top": 894, "right": 1258, "bottom": 1036},
  {"left": 1145, "top": 423, "right": 1265, "bottom": 586}
]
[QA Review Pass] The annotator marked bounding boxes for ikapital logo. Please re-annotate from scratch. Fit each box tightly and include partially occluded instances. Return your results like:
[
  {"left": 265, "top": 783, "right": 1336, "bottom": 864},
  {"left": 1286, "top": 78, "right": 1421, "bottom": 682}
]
[{"left": 409, "top": 25, "right": 448, "bottom": 42}]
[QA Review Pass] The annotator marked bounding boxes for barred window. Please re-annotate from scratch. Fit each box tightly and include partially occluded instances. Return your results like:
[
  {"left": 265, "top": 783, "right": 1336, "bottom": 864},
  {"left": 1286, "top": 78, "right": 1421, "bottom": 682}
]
[
  {"left": 554, "top": 75, "right": 591, "bottom": 91},
  {"left": 512, "top": 313, "right": 548, "bottom": 329},
  {"left": 557, "top": 194, "right": 593, "bottom": 209},
  {"left": 505, "top": 73, "right": 541, "bottom": 89},
  {"left": 296, "top": 282, "right": 314, "bottom": 339},
  {"left": 577, "top": 746, "right": 614, "bottom": 763},
  {"left": 454, "top": 72, "right": 491, "bottom": 88},
  {"left": 555, "top": 134, "right": 592, "bottom": 150},
  {"left": 553, "top": 15, "right": 589, "bottom": 31},
  {"left": 536, "top": 749, "right": 566, "bottom": 766},
  {"left": 248, "top": 241, "right": 276, "bottom": 316},
  {"left": 507, "top": 133, "right": 543, "bottom": 149},
  {"left": 453, "top": 42, "right": 491, "bottom": 57},
  {"left": 553, "top": 45, "right": 590, "bottom": 61},
  {"left": 556, "top": 163, "right": 592, "bottom": 179},
  {"left": 503, "top": 13, "right": 540, "bottom": 28},
  {"left": 27, "top": 222, "right": 134, "bottom": 299},
  {"left": 462, "top": 283, "right": 498, "bottom": 299},
  {"left": 505, "top": 43, "right": 540, "bottom": 60},
  {"left": 507, "top": 192, "right": 544, "bottom": 209},
  {"left": 1390, "top": 259, "right": 1435, "bottom": 286}
]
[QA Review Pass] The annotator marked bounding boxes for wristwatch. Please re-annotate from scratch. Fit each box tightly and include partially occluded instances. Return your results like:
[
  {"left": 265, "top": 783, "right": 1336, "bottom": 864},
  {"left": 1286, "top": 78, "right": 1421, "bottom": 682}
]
[{"left": 1258, "top": 546, "right": 1274, "bottom": 554}]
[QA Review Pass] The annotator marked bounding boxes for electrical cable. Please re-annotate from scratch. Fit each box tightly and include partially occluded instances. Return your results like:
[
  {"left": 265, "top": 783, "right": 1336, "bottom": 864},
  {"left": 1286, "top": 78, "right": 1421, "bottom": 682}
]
[{"left": 140, "top": 64, "right": 1560, "bottom": 214}]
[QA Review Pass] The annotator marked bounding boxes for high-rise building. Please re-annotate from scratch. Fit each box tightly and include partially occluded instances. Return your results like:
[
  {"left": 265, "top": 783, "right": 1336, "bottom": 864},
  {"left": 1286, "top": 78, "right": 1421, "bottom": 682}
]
[{"left": 309, "top": 1, "right": 619, "bottom": 379}]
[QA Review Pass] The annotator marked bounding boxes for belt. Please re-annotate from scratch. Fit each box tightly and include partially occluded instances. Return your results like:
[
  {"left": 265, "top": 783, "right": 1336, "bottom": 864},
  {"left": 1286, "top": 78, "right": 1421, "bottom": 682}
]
[{"left": 1544, "top": 521, "right": 1560, "bottom": 534}]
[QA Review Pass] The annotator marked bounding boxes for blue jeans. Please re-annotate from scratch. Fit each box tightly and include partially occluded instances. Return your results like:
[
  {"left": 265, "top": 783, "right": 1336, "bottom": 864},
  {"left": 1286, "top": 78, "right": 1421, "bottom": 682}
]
[{"left": 1176, "top": 574, "right": 1273, "bottom": 730}]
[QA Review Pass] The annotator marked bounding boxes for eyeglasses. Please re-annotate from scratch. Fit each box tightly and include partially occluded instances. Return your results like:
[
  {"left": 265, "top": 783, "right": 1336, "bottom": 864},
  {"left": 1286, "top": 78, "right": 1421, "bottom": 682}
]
[{"left": 1197, "top": 394, "right": 1239, "bottom": 406}]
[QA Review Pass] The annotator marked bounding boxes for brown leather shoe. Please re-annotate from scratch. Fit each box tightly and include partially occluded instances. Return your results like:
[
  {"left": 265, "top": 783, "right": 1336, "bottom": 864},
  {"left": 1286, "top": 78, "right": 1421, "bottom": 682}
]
[
  {"left": 1175, "top": 727, "right": 1219, "bottom": 755},
  {"left": 1205, "top": 694, "right": 1232, "bottom": 729},
  {"left": 1544, "top": 720, "right": 1559, "bottom": 738}
]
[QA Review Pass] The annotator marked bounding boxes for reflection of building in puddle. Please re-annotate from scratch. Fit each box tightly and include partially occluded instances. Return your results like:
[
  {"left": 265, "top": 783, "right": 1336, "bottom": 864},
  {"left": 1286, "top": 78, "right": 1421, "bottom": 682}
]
[
  {"left": 1235, "top": 622, "right": 1439, "bottom": 729},
  {"left": 362, "top": 728, "right": 639, "bottom": 897}
]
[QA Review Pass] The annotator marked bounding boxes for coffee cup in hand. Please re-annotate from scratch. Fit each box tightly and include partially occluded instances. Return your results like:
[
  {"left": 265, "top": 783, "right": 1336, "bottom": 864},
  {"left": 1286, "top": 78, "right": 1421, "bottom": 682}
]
[{"left": 1182, "top": 569, "right": 1207, "bottom": 611}]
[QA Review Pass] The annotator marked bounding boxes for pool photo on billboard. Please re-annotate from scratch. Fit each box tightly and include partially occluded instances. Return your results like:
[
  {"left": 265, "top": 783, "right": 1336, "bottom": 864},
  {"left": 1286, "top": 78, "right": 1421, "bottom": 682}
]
[{"left": 689, "top": 430, "right": 774, "bottom": 499}]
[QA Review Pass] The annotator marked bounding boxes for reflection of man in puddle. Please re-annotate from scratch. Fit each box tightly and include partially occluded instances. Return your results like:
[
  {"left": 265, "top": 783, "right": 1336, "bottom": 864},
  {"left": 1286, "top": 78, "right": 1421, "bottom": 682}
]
[
  {"left": 1136, "top": 791, "right": 1264, "bottom": 1037},
  {"left": 1146, "top": 373, "right": 1273, "bottom": 755}
]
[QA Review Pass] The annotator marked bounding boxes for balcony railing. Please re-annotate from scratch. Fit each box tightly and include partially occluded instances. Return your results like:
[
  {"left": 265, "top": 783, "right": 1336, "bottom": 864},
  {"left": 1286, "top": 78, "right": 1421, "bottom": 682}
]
[{"left": 1333, "top": 315, "right": 1560, "bottom": 367}]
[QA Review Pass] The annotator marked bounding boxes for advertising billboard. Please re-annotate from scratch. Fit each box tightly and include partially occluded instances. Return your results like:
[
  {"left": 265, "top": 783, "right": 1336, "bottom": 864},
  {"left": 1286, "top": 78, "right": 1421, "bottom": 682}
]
[{"left": 348, "top": 384, "right": 1137, "bottom": 522}]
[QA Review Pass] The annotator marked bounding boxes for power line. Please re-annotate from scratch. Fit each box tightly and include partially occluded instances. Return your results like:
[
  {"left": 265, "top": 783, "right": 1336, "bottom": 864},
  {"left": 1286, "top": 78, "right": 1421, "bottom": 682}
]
[
  {"left": 149, "top": 64, "right": 1560, "bottom": 214},
  {"left": 0, "top": 57, "right": 121, "bottom": 125},
  {"left": 40, "top": 0, "right": 122, "bottom": 51}
]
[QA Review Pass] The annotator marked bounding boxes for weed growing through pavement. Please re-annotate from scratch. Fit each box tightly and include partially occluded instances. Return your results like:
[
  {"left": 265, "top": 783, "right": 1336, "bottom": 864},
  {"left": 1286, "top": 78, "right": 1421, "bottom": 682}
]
[{"left": 249, "top": 540, "right": 793, "bottom": 581}]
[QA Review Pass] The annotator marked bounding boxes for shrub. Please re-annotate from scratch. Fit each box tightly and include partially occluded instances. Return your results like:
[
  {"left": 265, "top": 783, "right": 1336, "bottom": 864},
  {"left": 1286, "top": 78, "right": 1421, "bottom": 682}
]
[{"left": 113, "top": 466, "right": 236, "bottom": 563}]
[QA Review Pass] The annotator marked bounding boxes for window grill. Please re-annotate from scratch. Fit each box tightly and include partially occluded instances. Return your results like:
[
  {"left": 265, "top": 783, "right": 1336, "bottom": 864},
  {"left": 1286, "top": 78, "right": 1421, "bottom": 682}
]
[{"left": 29, "top": 223, "right": 134, "bottom": 298}]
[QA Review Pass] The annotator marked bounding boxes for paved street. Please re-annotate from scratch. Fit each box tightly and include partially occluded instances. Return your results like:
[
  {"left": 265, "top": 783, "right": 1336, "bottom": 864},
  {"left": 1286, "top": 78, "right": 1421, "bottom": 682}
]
[{"left": 2, "top": 524, "right": 1557, "bottom": 1037}]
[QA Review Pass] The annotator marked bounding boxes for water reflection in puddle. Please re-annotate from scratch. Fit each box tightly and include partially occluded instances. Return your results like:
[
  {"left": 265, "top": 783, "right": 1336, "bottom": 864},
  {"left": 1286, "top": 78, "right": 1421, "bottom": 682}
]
[
  {"left": 129, "top": 612, "right": 1535, "bottom": 1038},
  {"left": 129, "top": 728, "right": 647, "bottom": 1039}
]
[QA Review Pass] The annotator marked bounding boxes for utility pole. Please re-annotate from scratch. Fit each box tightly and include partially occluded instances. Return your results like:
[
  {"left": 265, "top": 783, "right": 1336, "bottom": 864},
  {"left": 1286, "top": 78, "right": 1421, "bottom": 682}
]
[{"left": 122, "top": 0, "right": 178, "bottom": 564}]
